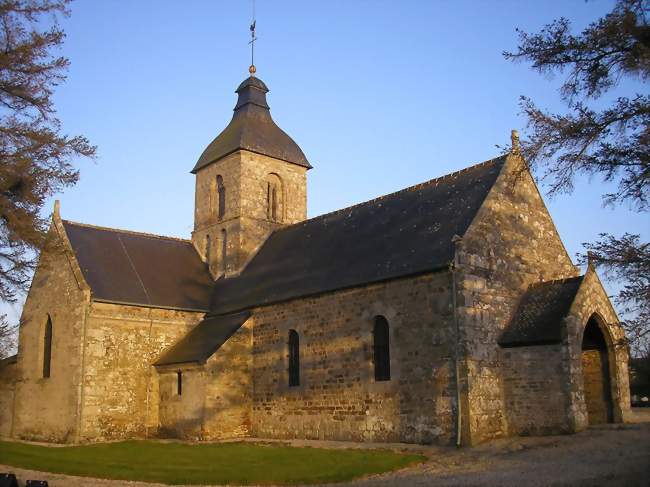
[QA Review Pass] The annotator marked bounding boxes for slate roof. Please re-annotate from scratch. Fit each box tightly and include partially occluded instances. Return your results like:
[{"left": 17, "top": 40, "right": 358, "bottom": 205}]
[
  {"left": 154, "top": 311, "right": 251, "bottom": 366},
  {"left": 191, "top": 76, "right": 311, "bottom": 173},
  {"left": 0, "top": 354, "right": 17, "bottom": 368},
  {"left": 499, "top": 276, "right": 584, "bottom": 347},
  {"left": 63, "top": 221, "right": 213, "bottom": 312},
  {"left": 209, "top": 155, "right": 507, "bottom": 316}
]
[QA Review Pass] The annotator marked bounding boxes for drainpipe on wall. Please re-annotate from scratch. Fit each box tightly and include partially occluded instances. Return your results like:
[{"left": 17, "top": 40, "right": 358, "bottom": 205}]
[{"left": 450, "top": 234, "right": 463, "bottom": 447}]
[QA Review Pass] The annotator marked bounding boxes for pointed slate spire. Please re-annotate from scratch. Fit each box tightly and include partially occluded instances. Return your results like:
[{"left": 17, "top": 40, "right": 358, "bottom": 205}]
[{"left": 191, "top": 75, "right": 311, "bottom": 173}]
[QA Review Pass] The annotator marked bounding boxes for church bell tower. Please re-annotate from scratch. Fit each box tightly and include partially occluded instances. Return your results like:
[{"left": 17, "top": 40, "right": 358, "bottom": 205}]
[{"left": 191, "top": 71, "right": 311, "bottom": 278}]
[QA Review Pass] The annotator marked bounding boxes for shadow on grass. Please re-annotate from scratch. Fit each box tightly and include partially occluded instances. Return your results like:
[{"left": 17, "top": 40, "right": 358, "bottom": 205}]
[{"left": 0, "top": 440, "right": 425, "bottom": 485}]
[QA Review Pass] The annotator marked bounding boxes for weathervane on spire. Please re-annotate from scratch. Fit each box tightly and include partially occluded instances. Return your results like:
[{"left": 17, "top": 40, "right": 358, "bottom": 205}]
[{"left": 248, "top": 0, "right": 257, "bottom": 77}]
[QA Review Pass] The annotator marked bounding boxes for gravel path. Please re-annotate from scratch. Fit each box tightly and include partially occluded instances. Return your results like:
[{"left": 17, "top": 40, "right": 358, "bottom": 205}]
[
  {"left": 338, "top": 423, "right": 650, "bottom": 487},
  {"left": 1, "top": 418, "right": 649, "bottom": 487}
]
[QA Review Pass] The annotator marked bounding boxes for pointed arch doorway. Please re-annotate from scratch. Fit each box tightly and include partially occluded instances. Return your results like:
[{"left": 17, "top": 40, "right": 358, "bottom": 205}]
[{"left": 581, "top": 314, "right": 614, "bottom": 425}]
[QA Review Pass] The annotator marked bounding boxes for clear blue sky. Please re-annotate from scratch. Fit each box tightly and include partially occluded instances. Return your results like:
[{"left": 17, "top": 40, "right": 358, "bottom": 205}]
[{"left": 3, "top": 0, "right": 648, "bottom": 325}]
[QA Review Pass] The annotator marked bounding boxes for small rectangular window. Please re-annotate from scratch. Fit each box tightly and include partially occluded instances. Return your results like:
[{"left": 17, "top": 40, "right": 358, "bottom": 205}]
[{"left": 177, "top": 370, "right": 182, "bottom": 396}]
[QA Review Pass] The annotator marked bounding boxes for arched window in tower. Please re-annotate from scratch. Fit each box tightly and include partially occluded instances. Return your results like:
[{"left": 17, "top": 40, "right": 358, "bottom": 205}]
[
  {"left": 373, "top": 316, "right": 390, "bottom": 381},
  {"left": 43, "top": 315, "right": 53, "bottom": 378},
  {"left": 288, "top": 329, "right": 300, "bottom": 387},
  {"left": 266, "top": 173, "right": 283, "bottom": 222},
  {"left": 217, "top": 175, "right": 226, "bottom": 220},
  {"left": 221, "top": 228, "right": 227, "bottom": 274}
]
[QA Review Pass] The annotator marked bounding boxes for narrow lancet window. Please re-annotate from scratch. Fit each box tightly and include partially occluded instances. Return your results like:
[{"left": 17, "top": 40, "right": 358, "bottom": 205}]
[
  {"left": 177, "top": 370, "right": 182, "bottom": 396},
  {"left": 266, "top": 173, "right": 283, "bottom": 222},
  {"left": 373, "top": 316, "right": 390, "bottom": 381},
  {"left": 205, "top": 234, "right": 211, "bottom": 262},
  {"left": 288, "top": 329, "right": 300, "bottom": 387},
  {"left": 217, "top": 175, "right": 225, "bottom": 219},
  {"left": 43, "top": 316, "right": 52, "bottom": 378}
]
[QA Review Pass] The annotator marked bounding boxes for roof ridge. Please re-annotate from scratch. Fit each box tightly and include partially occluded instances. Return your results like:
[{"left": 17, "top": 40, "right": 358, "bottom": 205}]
[
  {"left": 527, "top": 275, "right": 584, "bottom": 289},
  {"left": 285, "top": 154, "right": 507, "bottom": 231},
  {"left": 62, "top": 220, "right": 192, "bottom": 243}
]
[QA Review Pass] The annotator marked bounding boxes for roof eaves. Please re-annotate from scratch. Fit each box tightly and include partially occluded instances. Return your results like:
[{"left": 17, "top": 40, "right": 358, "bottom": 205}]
[
  {"left": 154, "top": 359, "right": 203, "bottom": 369},
  {"left": 211, "top": 265, "right": 450, "bottom": 317},
  {"left": 0, "top": 354, "right": 18, "bottom": 367},
  {"left": 92, "top": 298, "right": 209, "bottom": 313},
  {"left": 191, "top": 147, "right": 312, "bottom": 174}
]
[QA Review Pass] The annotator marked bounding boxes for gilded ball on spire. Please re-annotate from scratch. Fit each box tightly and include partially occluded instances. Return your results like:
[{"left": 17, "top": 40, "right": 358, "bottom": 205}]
[{"left": 249, "top": 64, "right": 256, "bottom": 77}]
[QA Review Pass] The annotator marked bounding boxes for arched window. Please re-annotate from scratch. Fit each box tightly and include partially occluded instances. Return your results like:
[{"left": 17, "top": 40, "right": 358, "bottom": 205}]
[
  {"left": 217, "top": 175, "right": 225, "bottom": 219},
  {"left": 221, "top": 228, "right": 227, "bottom": 274},
  {"left": 43, "top": 316, "right": 52, "bottom": 378},
  {"left": 177, "top": 370, "right": 183, "bottom": 396},
  {"left": 373, "top": 316, "right": 390, "bottom": 381},
  {"left": 288, "top": 329, "right": 300, "bottom": 387},
  {"left": 266, "top": 173, "right": 283, "bottom": 222}
]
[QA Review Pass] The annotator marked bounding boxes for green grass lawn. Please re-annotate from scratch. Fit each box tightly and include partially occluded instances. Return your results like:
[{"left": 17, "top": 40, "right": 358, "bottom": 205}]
[{"left": 0, "top": 440, "right": 425, "bottom": 485}]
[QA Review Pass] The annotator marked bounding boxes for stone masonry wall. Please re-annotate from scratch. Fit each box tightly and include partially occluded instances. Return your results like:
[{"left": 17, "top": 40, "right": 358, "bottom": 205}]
[
  {"left": 79, "top": 302, "right": 203, "bottom": 442},
  {"left": 459, "top": 154, "right": 579, "bottom": 444},
  {"left": 0, "top": 360, "right": 17, "bottom": 437},
  {"left": 500, "top": 344, "right": 571, "bottom": 435},
  {"left": 251, "top": 271, "right": 458, "bottom": 445},
  {"left": 192, "top": 150, "right": 307, "bottom": 277},
  {"left": 192, "top": 152, "right": 242, "bottom": 276},
  {"left": 202, "top": 319, "right": 252, "bottom": 439},
  {"left": 563, "top": 266, "right": 630, "bottom": 431},
  {"left": 157, "top": 320, "right": 252, "bottom": 440},
  {"left": 239, "top": 151, "right": 307, "bottom": 224},
  {"left": 158, "top": 365, "right": 206, "bottom": 439},
  {"left": 12, "top": 226, "right": 89, "bottom": 443}
]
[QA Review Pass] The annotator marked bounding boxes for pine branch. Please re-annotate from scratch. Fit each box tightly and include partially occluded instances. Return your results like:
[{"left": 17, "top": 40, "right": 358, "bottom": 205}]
[{"left": 0, "top": 0, "right": 96, "bottom": 304}]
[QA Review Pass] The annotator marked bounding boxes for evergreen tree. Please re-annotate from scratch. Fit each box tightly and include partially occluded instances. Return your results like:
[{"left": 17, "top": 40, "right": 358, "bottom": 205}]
[
  {"left": 0, "top": 0, "right": 95, "bottom": 357},
  {"left": 505, "top": 0, "right": 649, "bottom": 351}
]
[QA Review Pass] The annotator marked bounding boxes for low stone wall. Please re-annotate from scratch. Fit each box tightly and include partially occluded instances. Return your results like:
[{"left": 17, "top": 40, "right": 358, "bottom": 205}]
[{"left": 501, "top": 345, "right": 571, "bottom": 435}]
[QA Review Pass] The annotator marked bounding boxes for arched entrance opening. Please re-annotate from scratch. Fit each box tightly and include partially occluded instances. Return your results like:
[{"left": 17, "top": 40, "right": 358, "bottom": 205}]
[{"left": 581, "top": 315, "right": 614, "bottom": 424}]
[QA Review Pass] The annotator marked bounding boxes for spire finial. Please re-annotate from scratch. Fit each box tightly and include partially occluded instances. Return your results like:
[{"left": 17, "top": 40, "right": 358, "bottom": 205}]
[
  {"left": 248, "top": 1, "right": 257, "bottom": 77},
  {"left": 511, "top": 129, "right": 520, "bottom": 154},
  {"left": 587, "top": 250, "right": 597, "bottom": 268}
]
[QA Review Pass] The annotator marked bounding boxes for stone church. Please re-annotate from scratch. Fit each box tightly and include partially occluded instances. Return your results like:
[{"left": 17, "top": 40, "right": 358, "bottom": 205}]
[{"left": 0, "top": 70, "right": 631, "bottom": 446}]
